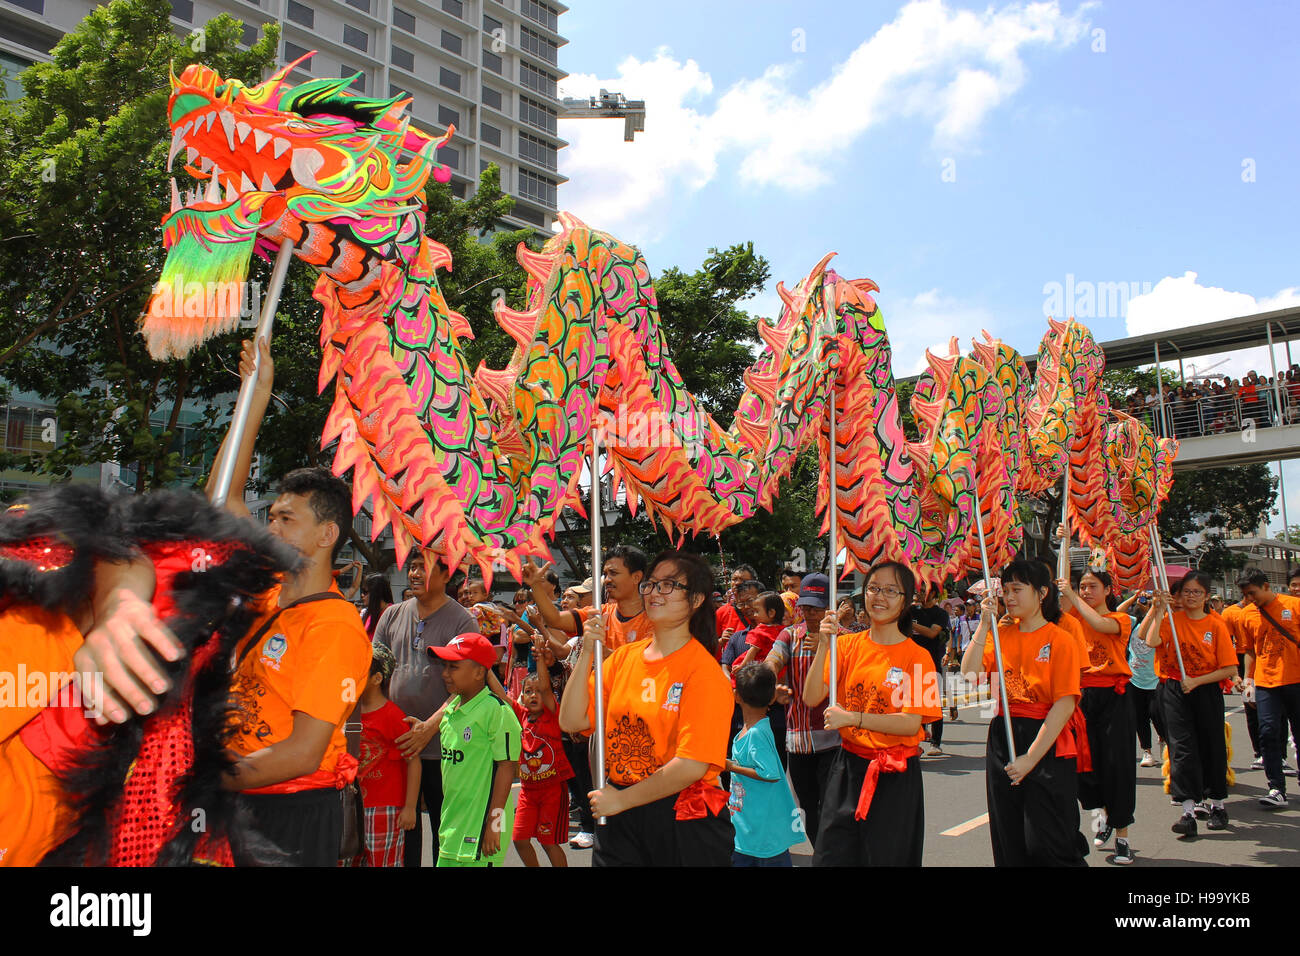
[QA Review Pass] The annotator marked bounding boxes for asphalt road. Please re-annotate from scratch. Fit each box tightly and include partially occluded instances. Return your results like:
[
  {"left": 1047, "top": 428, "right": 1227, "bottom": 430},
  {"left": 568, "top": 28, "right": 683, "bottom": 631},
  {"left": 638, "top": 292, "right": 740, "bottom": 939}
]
[{"left": 422, "top": 690, "right": 1300, "bottom": 868}]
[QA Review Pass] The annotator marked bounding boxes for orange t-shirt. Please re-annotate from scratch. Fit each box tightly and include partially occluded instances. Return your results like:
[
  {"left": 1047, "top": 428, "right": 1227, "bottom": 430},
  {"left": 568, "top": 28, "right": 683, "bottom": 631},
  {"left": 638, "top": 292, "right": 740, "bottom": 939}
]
[
  {"left": 575, "top": 602, "right": 653, "bottom": 652},
  {"left": 1220, "top": 602, "right": 1249, "bottom": 655},
  {"left": 1155, "top": 611, "right": 1238, "bottom": 680},
  {"left": 0, "top": 605, "right": 83, "bottom": 867},
  {"left": 1066, "top": 607, "right": 1133, "bottom": 678},
  {"left": 228, "top": 585, "right": 372, "bottom": 792},
  {"left": 981, "top": 621, "right": 1083, "bottom": 707},
  {"left": 822, "top": 632, "right": 940, "bottom": 753},
  {"left": 1054, "top": 611, "right": 1089, "bottom": 665},
  {"left": 585, "top": 636, "right": 732, "bottom": 788},
  {"left": 1238, "top": 594, "right": 1300, "bottom": 688}
]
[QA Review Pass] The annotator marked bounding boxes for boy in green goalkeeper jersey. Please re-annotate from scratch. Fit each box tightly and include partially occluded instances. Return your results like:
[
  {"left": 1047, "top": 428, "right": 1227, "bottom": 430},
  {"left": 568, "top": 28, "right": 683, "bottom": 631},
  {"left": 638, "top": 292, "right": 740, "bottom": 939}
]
[{"left": 427, "top": 633, "right": 521, "bottom": 867}]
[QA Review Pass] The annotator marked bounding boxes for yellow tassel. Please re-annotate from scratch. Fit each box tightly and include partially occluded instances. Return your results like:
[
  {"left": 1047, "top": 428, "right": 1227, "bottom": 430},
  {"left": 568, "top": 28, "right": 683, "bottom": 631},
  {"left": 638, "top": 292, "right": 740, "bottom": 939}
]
[{"left": 1225, "top": 721, "right": 1235, "bottom": 788}]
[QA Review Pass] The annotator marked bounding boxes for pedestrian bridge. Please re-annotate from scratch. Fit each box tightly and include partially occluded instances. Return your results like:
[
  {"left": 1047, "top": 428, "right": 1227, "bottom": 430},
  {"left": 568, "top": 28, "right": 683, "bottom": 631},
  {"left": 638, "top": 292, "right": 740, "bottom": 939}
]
[{"left": 1169, "top": 422, "right": 1300, "bottom": 470}]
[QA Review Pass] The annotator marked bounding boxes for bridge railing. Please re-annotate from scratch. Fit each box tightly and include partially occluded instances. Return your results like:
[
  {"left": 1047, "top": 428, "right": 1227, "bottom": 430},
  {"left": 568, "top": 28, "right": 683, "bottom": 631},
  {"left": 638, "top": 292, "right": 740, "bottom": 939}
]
[{"left": 1128, "top": 388, "right": 1299, "bottom": 440}]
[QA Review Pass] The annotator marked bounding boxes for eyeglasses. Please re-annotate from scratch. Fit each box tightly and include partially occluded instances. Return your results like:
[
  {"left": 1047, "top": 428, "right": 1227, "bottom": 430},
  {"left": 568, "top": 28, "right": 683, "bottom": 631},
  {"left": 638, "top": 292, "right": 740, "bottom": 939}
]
[
  {"left": 639, "top": 579, "right": 690, "bottom": 596},
  {"left": 864, "top": 585, "right": 904, "bottom": 598}
]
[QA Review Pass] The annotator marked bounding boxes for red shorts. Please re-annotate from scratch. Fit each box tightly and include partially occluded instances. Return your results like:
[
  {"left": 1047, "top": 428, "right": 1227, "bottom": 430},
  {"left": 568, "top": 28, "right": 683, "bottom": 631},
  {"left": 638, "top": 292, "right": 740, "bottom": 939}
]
[{"left": 513, "top": 781, "right": 570, "bottom": 845}]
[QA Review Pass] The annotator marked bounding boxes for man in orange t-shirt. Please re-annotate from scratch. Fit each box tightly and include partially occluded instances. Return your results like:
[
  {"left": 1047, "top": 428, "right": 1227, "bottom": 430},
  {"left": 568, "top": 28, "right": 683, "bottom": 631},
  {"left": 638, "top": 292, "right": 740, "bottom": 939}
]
[
  {"left": 1236, "top": 569, "right": 1300, "bottom": 808},
  {"left": 523, "top": 547, "right": 653, "bottom": 653}
]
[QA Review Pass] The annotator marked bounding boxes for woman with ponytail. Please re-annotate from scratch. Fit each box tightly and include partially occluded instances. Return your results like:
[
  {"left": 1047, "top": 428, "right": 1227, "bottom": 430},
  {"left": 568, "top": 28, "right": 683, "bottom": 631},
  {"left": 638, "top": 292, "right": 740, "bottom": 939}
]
[
  {"left": 802, "top": 560, "right": 939, "bottom": 866},
  {"left": 961, "top": 559, "right": 1089, "bottom": 866},
  {"left": 559, "top": 549, "right": 733, "bottom": 866}
]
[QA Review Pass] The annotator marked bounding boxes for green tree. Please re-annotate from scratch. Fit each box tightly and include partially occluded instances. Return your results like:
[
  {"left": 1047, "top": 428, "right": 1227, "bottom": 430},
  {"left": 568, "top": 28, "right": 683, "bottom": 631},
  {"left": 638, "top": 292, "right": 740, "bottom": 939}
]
[
  {"left": 0, "top": 0, "right": 280, "bottom": 491},
  {"left": 1159, "top": 466, "right": 1276, "bottom": 544}
]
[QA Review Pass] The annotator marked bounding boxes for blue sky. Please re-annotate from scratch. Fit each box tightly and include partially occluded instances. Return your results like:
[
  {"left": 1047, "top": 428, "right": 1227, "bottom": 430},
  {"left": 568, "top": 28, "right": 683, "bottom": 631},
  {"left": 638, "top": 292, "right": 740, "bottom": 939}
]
[{"left": 555, "top": 0, "right": 1300, "bottom": 532}]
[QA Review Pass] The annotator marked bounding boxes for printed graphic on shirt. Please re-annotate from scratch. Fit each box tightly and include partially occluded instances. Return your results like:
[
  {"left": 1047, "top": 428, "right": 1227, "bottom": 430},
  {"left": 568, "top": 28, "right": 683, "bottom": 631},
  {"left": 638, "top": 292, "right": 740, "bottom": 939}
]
[
  {"left": 663, "top": 682, "right": 683, "bottom": 712},
  {"left": 728, "top": 777, "right": 746, "bottom": 814},
  {"left": 606, "top": 714, "right": 660, "bottom": 781},
  {"left": 521, "top": 737, "right": 560, "bottom": 780},
  {"left": 845, "top": 681, "right": 888, "bottom": 716},
  {"left": 1037, "top": 643, "right": 1052, "bottom": 663},
  {"left": 228, "top": 672, "right": 272, "bottom": 744},
  {"left": 1087, "top": 642, "right": 1109, "bottom": 669},
  {"left": 883, "top": 667, "right": 904, "bottom": 688},
  {"left": 1003, "top": 668, "right": 1038, "bottom": 704},
  {"left": 261, "top": 633, "right": 287, "bottom": 670}
]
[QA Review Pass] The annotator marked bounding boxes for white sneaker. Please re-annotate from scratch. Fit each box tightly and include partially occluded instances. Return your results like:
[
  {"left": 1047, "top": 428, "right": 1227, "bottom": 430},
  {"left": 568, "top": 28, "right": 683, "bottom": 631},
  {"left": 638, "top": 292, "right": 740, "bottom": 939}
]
[
  {"left": 1251, "top": 754, "right": 1265, "bottom": 770},
  {"left": 1140, "top": 751, "right": 1156, "bottom": 767},
  {"left": 1259, "top": 789, "right": 1287, "bottom": 809},
  {"left": 569, "top": 831, "right": 595, "bottom": 848}
]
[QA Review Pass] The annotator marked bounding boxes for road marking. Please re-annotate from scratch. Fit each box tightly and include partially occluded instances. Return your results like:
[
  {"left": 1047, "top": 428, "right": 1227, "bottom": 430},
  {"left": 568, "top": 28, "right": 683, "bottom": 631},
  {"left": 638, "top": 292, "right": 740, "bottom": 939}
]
[{"left": 941, "top": 813, "right": 989, "bottom": 837}]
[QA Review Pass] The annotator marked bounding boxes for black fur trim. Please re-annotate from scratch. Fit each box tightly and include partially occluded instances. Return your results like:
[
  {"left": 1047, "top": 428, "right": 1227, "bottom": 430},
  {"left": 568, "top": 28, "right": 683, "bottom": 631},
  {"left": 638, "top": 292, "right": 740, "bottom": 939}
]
[
  {"left": 0, "top": 485, "right": 135, "bottom": 611},
  {"left": 42, "top": 491, "right": 301, "bottom": 866}
]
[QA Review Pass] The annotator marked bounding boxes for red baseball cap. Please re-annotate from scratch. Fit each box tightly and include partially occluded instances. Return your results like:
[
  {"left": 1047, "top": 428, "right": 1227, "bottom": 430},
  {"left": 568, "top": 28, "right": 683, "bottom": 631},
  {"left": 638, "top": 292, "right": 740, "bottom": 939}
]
[{"left": 429, "top": 632, "right": 498, "bottom": 669}]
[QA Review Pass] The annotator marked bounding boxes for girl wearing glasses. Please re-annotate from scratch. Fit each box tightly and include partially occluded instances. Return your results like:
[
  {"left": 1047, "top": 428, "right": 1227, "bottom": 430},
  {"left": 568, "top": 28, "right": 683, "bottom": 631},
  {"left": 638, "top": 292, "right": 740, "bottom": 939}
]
[
  {"left": 1057, "top": 567, "right": 1138, "bottom": 864},
  {"left": 558, "top": 550, "right": 734, "bottom": 866},
  {"left": 960, "top": 559, "right": 1088, "bottom": 866},
  {"left": 802, "top": 560, "right": 940, "bottom": 866},
  {"left": 1137, "top": 572, "right": 1237, "bottom": 837}
]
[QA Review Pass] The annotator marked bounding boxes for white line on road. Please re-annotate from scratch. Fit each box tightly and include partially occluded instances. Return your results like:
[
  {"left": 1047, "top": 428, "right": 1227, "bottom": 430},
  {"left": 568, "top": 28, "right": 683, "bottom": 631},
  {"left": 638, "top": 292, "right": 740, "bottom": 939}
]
[{"left": 941, "top": 813, "right": 989, "bottom": 837}]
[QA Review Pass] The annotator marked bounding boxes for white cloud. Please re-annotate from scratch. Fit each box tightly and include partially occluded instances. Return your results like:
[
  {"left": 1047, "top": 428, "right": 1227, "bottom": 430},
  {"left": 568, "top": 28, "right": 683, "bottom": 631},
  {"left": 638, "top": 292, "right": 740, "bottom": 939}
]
[
  {"left": 1125, "top": 272, "right": 1300, "bottom": 381},
  {"left": 559, "top": 0, "right": 1093, "bottom": 235},
  {"left": 882, "top": 287, "right": 999, "bottom": 374}
]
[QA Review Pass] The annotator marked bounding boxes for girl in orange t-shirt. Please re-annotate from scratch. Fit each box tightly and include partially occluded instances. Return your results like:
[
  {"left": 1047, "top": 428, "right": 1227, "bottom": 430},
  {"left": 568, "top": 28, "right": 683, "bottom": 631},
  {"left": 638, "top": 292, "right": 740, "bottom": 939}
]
[
  {"left": 559, "top": 550, "right": 734, "bottom": 867},
  {"left": 802, "top": 560, "right": 939, "bottom": 866},
  {"left": 1137, "top": 572, "right": 1238, "bottom": 837},
  {"left": 960, "top": 559, "right": 1088, "bottom": 867},
  {"left": 1058, "top": 567, "right": 1137, "bottom": 862}
]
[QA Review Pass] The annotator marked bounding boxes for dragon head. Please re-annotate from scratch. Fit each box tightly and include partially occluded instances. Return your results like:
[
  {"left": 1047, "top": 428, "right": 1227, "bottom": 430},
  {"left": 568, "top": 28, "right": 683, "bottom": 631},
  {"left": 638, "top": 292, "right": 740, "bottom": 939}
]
[{"left": 142, "top": 56, "right": 451, "bottom": 358}]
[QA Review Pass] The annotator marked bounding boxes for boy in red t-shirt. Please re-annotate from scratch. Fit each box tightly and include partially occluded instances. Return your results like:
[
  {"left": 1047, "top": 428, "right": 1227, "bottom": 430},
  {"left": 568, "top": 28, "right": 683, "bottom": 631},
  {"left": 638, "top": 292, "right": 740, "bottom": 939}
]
[
  {"left": 354, "top": 642, "right": 422, "bottom": 867},
  {"left": 510, "top": 635, "right": 574, "bottom": 866}
]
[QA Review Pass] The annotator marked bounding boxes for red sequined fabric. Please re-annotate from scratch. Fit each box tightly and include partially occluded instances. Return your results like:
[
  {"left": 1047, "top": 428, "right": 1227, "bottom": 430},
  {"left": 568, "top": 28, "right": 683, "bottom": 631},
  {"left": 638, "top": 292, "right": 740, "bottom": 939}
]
[{"left": 0, "top": 536, "right": 75, "bottom": 572}]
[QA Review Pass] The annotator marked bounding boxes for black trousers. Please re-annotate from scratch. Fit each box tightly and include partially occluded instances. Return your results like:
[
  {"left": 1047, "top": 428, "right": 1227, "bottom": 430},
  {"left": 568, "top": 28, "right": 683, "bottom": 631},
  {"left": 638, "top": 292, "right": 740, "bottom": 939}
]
[
  {"left": 1257, "top": 682, "right": 1300, "bottom": 795},
  {"left": 563, "top": 735, "right": 596, "bottom": 833},
  {"left": 986, "top": 717, "right": 1088, "bottom": 867},
  {"left": 813, "top": 748, "right": 924, "bottom": 867},
  {"left": 1160, "top": 679, "right": 1228, "bottom": 803},
  {"left": 1130, "top": 684, "right": 1163, "bottom": 751},
  {"left": 787, "top": 747, "right": 837, "bottom": 849},
  {"left": 1078, "top": 685, "right": 1137, "bottom": 829},
  {"left": 592, "top": 787, "right": 733, "bottom": 867},
  {"left": 403, "top": 756, "right": 444, "bottom": 868},
  {"left": 236, "top": 788, "right": 342, "bottom": 867}
]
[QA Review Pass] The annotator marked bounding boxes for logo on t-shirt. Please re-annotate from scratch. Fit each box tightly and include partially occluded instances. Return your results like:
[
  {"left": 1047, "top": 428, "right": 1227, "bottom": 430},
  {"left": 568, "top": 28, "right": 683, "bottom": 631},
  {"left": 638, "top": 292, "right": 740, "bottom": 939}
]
[
  {"left": 1036, "top": 643, "right": 1052, "bottom": 663},
  {"left": 260, "top": 633, "right": 287, "bottom": 670},
  {"left": 883, "top": 667, "right": 905, "bottom": 688},
  {"left": 1203, "top": 631, "right": 1214, "bottom": 644},
  {"left": 663, "top": 682, "right": 683, "bottom": 712},
  {"left": 1283, "top": 609, "right": 1293, "bottom": 622},
  {"left": 462, "top": 726, "right": 473, "bottom": 742}
]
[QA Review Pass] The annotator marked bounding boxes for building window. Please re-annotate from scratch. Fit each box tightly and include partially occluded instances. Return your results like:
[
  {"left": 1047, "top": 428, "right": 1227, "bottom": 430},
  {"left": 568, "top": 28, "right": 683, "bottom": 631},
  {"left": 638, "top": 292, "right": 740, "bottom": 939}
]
[
  {"left": 391, "top": 44, "right": 414, "bottom": 71},
  {"left": 6, "top": 0, "right": 43, "bottom": 10},
  {"left": 480, "top": 123, "right": 501, "bottom": 147},
  {"left": 341, "top": 66, "right": 366, "bottom": 93},
  {"left": 438, "top": 67, "right": 461, "bottom": 93},
  {"left": 345, "top": 0, "right": 371, "bottom": 11},
  {"left": 437, "top": 105, "right": 459, "bottom": 130},
  {"left": 241, "top": 23, "right": 260, "bottom": 46},
  {"left": 512, "top": 204, "right": 546, "bottom": 227},
  {"left": 440, "top": 29, "right": 462, "bottom": 56},
  {"left": 520, "top": 0, "right": 559, "bottom": 31},
  {"left": 480, "top": 159, "right": 491, "bottom": 174},
  {"left": 518, "top": 131, "right": 557, "bottom": 171},
  {"left": 449, "top": 179, "right": 467, "bottom": 198},
  {"left": 286, "top": 0, "right": 313, "bottom": 27},
  {"left": 483, "top": 14, "right": 503, "bottom": 36},
  {"left": 441, "top": 146, "right": 459, "bottom": 169},
  {"left": 284, "top": 41, "right": 313, "bottom": 68},
  {"left": 482, "top": 50, "right": 502, "bottom": 75},
  {"left": 170, "top": 0, "right": 193, "bottom": 21},
  {"left": 343, "top": 24, "right": 369, "bottom": 52},
  {"left": 519, "top": 96, "right": 557, "bottom": 135},
  {"left": 519, "top": 25, "right": 557, "bottom": 65},
  {"left": 393, "top": 6, "right": 415, "bottom": 33},
  {"left": 520, "top": 62, "right": 557, "bottom": 99},
  {"left": 482, "top": 85, "right": 502, "bottom": 111},
  {"left": 442, "top": 0, "right": 463, "bottom": 18},
  {"left": 518, "top": 168, "right": 557, "bottom": 208}
]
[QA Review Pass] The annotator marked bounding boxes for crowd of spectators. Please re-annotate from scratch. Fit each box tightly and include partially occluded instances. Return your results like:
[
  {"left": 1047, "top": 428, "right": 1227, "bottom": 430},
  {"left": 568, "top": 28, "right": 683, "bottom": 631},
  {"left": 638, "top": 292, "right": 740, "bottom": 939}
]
[{"left": 1122, "top": 366, "right": 1300, "bottom": 438}]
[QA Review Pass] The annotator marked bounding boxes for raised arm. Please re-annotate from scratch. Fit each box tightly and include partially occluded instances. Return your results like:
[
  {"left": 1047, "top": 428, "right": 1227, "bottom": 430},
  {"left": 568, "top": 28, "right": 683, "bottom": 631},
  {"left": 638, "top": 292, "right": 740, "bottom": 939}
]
[{"left": 206, "top": 337, "right": 273, "bottom": 518}]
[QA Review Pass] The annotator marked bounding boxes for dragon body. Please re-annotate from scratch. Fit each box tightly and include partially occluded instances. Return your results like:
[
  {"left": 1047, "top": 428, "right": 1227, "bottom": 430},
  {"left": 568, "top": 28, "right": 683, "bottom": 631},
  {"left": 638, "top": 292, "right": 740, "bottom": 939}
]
[{"left": 142, "top": 63, "right": 1177, "bottom": 591}]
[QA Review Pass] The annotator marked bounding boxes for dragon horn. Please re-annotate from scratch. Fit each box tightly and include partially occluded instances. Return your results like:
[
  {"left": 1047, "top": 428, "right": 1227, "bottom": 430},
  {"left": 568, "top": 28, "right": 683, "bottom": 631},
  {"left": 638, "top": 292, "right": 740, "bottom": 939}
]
[{"left": 756, "top": 318, "right": 790, "bottom": 356}]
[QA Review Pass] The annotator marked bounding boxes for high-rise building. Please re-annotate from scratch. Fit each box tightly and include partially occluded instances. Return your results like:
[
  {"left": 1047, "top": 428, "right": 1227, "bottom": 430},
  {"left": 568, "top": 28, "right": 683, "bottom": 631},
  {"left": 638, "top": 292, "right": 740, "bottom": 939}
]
[{"left": 0, "top": 0, "right": 569, "bottom": 232}]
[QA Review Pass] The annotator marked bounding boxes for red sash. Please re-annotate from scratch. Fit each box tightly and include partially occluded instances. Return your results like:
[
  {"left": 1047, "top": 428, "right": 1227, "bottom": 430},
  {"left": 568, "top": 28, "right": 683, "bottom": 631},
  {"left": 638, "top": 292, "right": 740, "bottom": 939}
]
[
  {"left": 243, "top": 752, "right": 359, "bottom": 795},
  {"left": 1003, "top": 701, "right": 1092, "bottom": 774},
  {"left": 1080, "top": 673, "right": 1130, "bottom": 695},
  {"left": 673, "top": 778, "right": 730, "bottom": 821},
  {"left": 845, "top": 744, "right": 921, "bottom": 821}
]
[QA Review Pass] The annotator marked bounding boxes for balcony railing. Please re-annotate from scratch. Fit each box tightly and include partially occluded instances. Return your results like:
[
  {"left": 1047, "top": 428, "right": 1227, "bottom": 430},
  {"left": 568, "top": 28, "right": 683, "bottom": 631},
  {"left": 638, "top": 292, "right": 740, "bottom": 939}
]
[{"left": 1132, "top": 387, "right": 1300, "bottom": 440}]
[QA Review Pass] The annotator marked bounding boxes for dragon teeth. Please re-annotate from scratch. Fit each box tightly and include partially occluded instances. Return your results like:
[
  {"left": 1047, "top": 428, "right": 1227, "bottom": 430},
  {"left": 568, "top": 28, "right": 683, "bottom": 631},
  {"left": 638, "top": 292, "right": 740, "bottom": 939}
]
[
  {"left": 240, "top": 171, "right": 256, "bottom": 192},
  {"left": 225, "top": 178, "right": 239, "bottom": 203},
  {"left": 205, "top": 167, "right": 222, "bottom": 203},
  {"left": 169, "top": 177, "right": 181, "bottom": 213},
  {"left": 204, "top": 112, "right": 217, "bottom": 132},
  {"left": 260, "top": 171, "right": 277, "bottom": 191},
  {"left": 219, "top": 111, "right": 237, "bottom": 151},
  {"left": 186, "top": 146, "right": 199, "bottom": 165},
  {"left": 235, "top": 120, "right": 252, "bottom": 144},
  {"left": 167, "top": 135, "right": 183, "bottom": 170},
  {"left": 198, "top": 155, "right": 213, "bottom": 172},
  {"left": 272, "top": 137, "right": 290, "bottom": 159},
  {"left": 253, "top": 128, "right": 271, "bottom": 152}
]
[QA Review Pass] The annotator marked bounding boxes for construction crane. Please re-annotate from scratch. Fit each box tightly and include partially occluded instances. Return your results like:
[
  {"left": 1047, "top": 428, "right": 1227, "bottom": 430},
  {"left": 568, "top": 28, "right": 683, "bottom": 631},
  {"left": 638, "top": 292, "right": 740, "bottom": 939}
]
[{"left": 559, "top": 89, "right": 646, "bottom": 141}]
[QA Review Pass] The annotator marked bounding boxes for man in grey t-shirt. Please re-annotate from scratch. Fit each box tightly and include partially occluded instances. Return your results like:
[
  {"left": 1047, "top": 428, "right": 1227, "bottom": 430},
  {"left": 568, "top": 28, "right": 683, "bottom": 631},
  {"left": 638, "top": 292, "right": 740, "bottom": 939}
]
[{"left": 374, "top": 549, "right": 475, "bottom": 867}]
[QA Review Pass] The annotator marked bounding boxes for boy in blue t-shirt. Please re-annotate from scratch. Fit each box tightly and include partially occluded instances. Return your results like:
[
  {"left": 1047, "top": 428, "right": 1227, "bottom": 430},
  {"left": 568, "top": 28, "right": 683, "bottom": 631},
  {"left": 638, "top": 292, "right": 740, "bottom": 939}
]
[{"left": 726, "top": 663, "right": 800, "bottom": 866}]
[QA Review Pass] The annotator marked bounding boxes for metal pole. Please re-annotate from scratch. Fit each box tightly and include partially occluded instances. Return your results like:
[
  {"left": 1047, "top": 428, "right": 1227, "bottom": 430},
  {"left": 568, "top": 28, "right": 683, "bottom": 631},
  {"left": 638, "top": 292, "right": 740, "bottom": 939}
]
[
  {"left": 1278, "top": 461, "right": 1291, "bottom": 566},
  {"left": 1154, "top": 342, "right": 1166, "bottom": 439},
  {"left": 589, "top": 431, "right": 607, "bottom": 824},
  {"left": 1268, "top": 322, "right": 1283, "bottom": 427},
  {"left": 209, "top": 238, "right": 294, "bottom": 507},
  {"left": 1058, "top": 459, "right": 1072, "bottom": 581},
  {"left": 827, "top": 362, "right": 839, "bottom": 709},
  {"left": 1148, "top": 523, "right": 1186, "bottom": 680},
  {"left": 974, "top": 489, "right": 1017, "bottom": 761}
]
